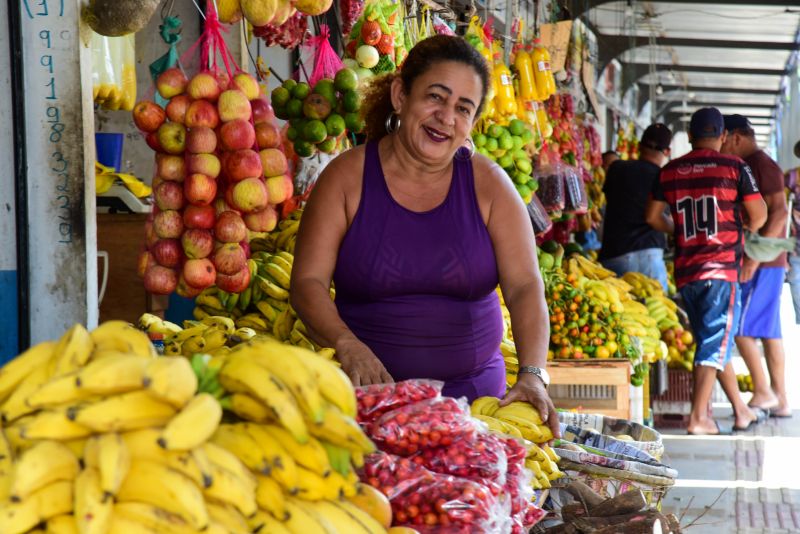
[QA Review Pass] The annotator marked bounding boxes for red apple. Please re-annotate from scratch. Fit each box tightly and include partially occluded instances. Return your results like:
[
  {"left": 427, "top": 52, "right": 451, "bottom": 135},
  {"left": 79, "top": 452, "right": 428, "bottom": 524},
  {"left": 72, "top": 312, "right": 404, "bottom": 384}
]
[
  {"left": 153, "top": 209, "right": 184, "bottom": 239},
  {"left": 155, "top": 154, "right": 186, "bottom": 182},
  {"left": 181, "top": 229, "right": 215, "bottom": 259},
  {"left": 137, "top": 250, "right": 157, "bottom": 278},
  {"left": 183, "top": 259, "right": 217, "bottom": 289},
  {"left": 259, "top": 148, "right": 288, "bottom": 178},
  {"left": 144, "top": 265, "right": 178, "bottom": 295},
  {"left": 224, "top": 149, "right": 262, "bottom": 182},
  {"left": 255, "top": 122, "right": 281, "bottom": 149},
  {"left": 165, "top": 94, "right": 192, "bottom": 124},
  {"left": 231, "top": 177, "right": 269, "bottom": 213},
  {"left": 186, "top": 153, "right": 221, "bottom": 179},
  {"left": 146, "top": 133, "right": 164, "bottom": 152},
  {"left": 186, "top": 126, "right": 218, "bottom": 153},
  {"left": 132, "top": 100, "right": 166, "bottom": 133},
  {"left": 154, "top": 181, "right": 185, "bottom": 211},
  {"left": 151, "top": 238, "right": 183, "bottom": 268},
  {"left": 265, "top": 175, "right": 294, "bottom": 205},
  {"left": 218, "top": 89, "right": 252, "bottom": 122},
  {"left": 156, "top": 122, "right": 187, "bottom": 155},
  {"left": 243, "top": 205, "right": 278, "bottom": 232},
  {"left": 215, "top": 211, "right": 248, "bottom": 243},
  {"left": 183, "top": 204, "right": 216, "bottom": 230},
  {"left": 213, "top": 243, "right": 247, "bottom": 275},
  {"left": 176, "top": 273, "right": 206, "bottom": 297},
  {"left": 215, "top": 267, "right": 251, "bottom": 293},
  {"left": 156, "top": 68, "right": 188, "bottom": 100},
  {"left": 214, "top": 198, "right": 238, "bottom": 217},
  {"left": 232, "top": 73, "right": 261, "bottom": 100},
  {"left": 220, "top": 119, "right": 256, "bottom": 151},
  {"left": 185, "top": 100, "right": 220, "bottom": 129},
  {"left": 251, "top": 98, "right": 275, "bottom": 124},
  {"left": 188, "top": 72, "right": 221, "bottom": 101},
  {"left": 144, "top": 219, "right": 159, "bottom": 248},
  {"left": 184, "top": 173, "right": 218, "bottom": 207}
]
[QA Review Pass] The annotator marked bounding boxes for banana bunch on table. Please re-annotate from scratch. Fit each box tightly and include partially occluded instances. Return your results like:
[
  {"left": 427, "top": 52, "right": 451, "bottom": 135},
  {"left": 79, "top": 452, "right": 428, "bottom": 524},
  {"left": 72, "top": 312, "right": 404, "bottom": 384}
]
[
  {"left": 139, "top": 312, "right": 260, "bottom": 358},
  {"left": 0, "top": 322, "right": 384, "bottom": 534}
]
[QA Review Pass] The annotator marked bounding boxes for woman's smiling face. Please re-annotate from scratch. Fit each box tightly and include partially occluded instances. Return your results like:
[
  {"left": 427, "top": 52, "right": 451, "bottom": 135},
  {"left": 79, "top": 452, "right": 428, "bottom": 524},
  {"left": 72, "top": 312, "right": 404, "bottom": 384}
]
[{"left": 391, "top": 61, "right": 484, "bottom": 164}]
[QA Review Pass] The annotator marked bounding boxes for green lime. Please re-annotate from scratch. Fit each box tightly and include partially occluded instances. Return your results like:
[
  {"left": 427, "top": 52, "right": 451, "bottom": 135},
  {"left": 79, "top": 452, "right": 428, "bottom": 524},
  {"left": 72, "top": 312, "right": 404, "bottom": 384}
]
[
  {"left": 286, "top": 98, "right": 304, "bottom": 118},
  {"left": 317, "top": 136, "right": 337, "bottom": 154},
  {"left": 271, "top": 86, "right": 290, "bottom": 107},
  {"left": 342, "top": 90, "right": 360, "bottom": 113},
  {"left": 488, "top": 124, "right": 504, "bottom": 139},
  {"left": 512, "top": 148, "right": 528, "bottom": 160},
  {"left": 516, "top": 183, "right": 531, "bottom": 198},
  {"left": 492, "top": 149, "right": 506, "bottom": 159},
  {"left": 477, "top": 147, "right": 491, "bottom": 157},
  {"left": 334, "top": 68, "right": 359, "bottom": 93},
  {"left": 325, "top": 114, "right": 346, "bottom": 137},
  {"left": 313, "top": 79, "right": 337, "bottom": 106},
  {"left": 302, "top": 120, "right": 328, "bottom": 143},
  {"left": 484, "top": 137, "right": 498, "bottom": 152},
  {"left": 474, "top": 133, "right": 487, "bottom": 147},
  {"left": 508, "top": 119, "right": 527, "bottom": 136},
  {"left": 345, "top": 112, "right": 365, "bottom": 133},
  {"left": 273, "top": 105, "right": 288, "bottom": 121},
  {"left": 286, "top": 126, "right": 299, "bottom": 141},
  {"left": 499, "top": 132, "right": 514, "bottom": 151},
  {"left": 292, "top": 82, "right": 310, "bottom": 100},
  {"left": 282, "top": 79, "right": 297, "bottom": 92},
  {"left": 512, "top": 171, "right": 528, "bottom": 185},
  {"left": 522, "top": 129, "right": 534, "bottom": 143},
  {"left": 515, "top": 158, "right": 532, "bottom": 175},
  {"left": 512, "top": 136, "right": 524, "bottom": 150},
  {"left": 293, "top": 139, "right": 314, "bottom": 158},
  {"left": 498, "top": 155, "right": 514, "bottom": 170},
  {"left": 291, "top": 118, "right": 307, "bottom": 133},
  {"left": 527, "top": 179, "right": 539, "bottom": 192}
]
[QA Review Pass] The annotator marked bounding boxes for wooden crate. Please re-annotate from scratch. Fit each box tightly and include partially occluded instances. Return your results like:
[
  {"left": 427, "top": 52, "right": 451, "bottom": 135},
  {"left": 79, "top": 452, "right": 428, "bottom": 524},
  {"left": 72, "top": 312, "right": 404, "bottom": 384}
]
[{"left": 548, "top": 360, "right": 632, "bottom": 420}]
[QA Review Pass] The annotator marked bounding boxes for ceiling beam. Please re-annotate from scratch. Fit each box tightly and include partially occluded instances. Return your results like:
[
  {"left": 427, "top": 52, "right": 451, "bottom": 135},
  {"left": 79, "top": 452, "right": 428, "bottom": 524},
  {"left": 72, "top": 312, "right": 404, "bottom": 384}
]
[
  {"left": 642, "top": 84, "right": 781, "bottom": 97},
  {"left": 597, "top": 35, "right": 795, "bottom": 74},
  {"left": 621, "top": 63, "right": 787, "bottom": 95},
  {"left": 563, "top": 0, "right": 796, "bottom": 21}
]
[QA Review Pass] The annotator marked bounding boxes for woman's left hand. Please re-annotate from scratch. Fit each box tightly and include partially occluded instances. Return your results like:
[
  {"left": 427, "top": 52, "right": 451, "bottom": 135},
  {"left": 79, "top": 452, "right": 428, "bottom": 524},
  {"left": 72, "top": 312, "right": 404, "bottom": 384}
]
[{"left": 499, "top": 373, "right": 561, "bottom": 440}]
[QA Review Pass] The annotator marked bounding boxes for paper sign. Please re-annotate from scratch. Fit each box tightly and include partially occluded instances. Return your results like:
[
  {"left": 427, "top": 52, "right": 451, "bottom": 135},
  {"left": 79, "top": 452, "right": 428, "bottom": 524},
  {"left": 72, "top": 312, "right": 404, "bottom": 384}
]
[{"left": 539, "top": 21, "right": 573, "bottom": 73}]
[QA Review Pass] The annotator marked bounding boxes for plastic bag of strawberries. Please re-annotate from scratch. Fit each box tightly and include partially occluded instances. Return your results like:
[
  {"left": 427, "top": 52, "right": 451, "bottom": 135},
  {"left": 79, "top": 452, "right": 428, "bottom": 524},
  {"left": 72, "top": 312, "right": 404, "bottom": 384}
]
[
  {"left": 356, "top": 379, "right": 444, "bottom": 426},
  {"left": 361, "top": 452, "right": 511, "bottom": 533},
  {"left": 367, "top": 396, "right": 478, "bottom": 456},
  {"left": 498, "top": 435, "right": 546, "bottom": 531}
]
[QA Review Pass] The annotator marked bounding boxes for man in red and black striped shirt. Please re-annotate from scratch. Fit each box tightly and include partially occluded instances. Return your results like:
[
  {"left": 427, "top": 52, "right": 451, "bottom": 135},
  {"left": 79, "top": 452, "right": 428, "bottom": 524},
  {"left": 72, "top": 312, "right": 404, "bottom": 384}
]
[{"left": 646, "top": 107, "right": 767, "bottom": 435}]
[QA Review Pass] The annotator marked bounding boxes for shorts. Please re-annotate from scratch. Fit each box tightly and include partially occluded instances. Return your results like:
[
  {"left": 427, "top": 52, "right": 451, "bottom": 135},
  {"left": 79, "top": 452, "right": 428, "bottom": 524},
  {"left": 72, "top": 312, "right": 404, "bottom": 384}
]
[
  {"left": 787, "top": 255, "right": 800, "bottom": 325},
  {"left": 738, "top": 266, "right": 784, "bottom": 339},
  {"left": 601, "top": 248, "right": 669, "bottom": 294},
  {"left": 679, "top": 279, "right": 741, "bottom": 371}
]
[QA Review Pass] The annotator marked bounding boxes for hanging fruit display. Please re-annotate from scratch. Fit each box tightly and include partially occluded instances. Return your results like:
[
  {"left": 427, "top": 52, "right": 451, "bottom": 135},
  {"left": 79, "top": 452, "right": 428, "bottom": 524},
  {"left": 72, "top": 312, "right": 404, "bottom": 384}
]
[{"left": 345, "top": 2, "right": 407, "bottom": 75}]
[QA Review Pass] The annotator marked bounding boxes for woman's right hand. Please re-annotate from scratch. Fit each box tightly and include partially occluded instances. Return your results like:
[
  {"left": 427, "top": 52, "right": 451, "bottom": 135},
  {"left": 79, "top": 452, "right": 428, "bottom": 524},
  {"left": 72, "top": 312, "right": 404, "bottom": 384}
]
[{"left": 335, "top": 334, "right": 394, "bottom": 387}]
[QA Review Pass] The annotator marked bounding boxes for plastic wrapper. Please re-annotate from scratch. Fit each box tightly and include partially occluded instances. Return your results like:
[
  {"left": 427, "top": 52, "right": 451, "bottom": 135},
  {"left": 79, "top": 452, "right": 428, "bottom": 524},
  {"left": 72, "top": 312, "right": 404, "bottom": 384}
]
[
  {"left": 369, "top": 397, "right": 478, "bottom": 456},
  {"left": 563, "top": 164, "right": 588, "bottom": 214},
  {"left": 356, "top": 379, "right": 443, "bottom": 426},
  {"left": 535, "top": 169, "right": 565, "bottom": 214},
  {"left": 526, "top": 194, "right": 553, "bottom": 235},
  {"left": 91, "top": 32, "right": 136, "bottom": 111},
  {"left": 362, "top": 451, "right": 434, "bottom": 499},
  {"left": 416, "top": 432, "right": 508, "bottom": 495},
  {"left": 557, "top": 412, "right": 664, "bottom": 460}
]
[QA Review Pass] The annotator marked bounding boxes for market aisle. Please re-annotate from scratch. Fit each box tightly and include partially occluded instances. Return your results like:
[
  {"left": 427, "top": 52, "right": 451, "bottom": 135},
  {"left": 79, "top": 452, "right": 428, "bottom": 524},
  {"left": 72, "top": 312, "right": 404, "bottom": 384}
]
[{"left": 660, "top": 284, "right": 800, "bottom": 533}]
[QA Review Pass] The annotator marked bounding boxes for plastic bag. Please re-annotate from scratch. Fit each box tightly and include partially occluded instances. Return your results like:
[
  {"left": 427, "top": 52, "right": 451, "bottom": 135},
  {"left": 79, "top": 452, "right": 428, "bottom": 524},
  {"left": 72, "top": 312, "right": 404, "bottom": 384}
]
[
  {"left": 340, "top": 0, "right": 366, "bottom": 35},
  {"left": 563, "top": 165, "right": 588, "bottom": 214},
  {"left": 306, "top": 25, "right": 344, "bottom": 86},
  {"left": 91, "top": 31, "right": 136, "bottom": 111},
  {"left": 416, "top": 432, "right": 508, "bottom": 495},
  {"left": 356, "top": 379, "right": 444, "bottom": 426},
  {"left": 535, "top": 169, "right": 565, "bottom": 214},
  {"left": 527, "top": 194, "right": 553, "bottom": 235},
  {"left": 369, "top": 397, "right": 478, "bottom": 456},
  {"left": 362, "top": 451, "right": 434, "bottom": 500}
]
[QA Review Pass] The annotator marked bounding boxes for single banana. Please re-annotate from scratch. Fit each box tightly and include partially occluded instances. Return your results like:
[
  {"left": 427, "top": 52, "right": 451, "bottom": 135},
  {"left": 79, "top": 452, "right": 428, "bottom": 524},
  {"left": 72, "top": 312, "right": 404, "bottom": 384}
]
[
  {"left": 166, "top": 324, "right": 210, "bottom": 344},
  {"left": 0, "top": 428, "right": 13, "bottom": 501},
  {"left": 257, "top": 275, "right": 290, "bottom": 300},
  {"left": 107, "top": 513, "right": 161, "bottom": 533},
  {"left": 307, "top": 499, "right": 372, "bottom": 533},
  {"left": 2, "top": 364, "right": 50, "bottom": 423},
  {"left": 0, "top": 341, "right": 55, "bottom": 404},
  {"left": 202, "top": 442, "right": 255, "bottom": 489},
  {"left": 18, "top": 408, "right": 93, "bottom": 441},
  {"left": 297, "top": 353, "right": 357, "bottom": 418},
  {"left": 51, "top": 324, "right": 94, "bottom": 377},
  {"left": 91, "top": 320, "right": 157, "bottom": 359},
  {"left": 247, "top": 510, "right": 292, "bottom": 534},
  {"left": 202, "top": 462, "right": 258, "bottom": 518},
  {"left": 231, "top": 327, "right": 257, "bottom": 343},
  {"left": 113, "top": 502, "right": 195, "bottom": 534},
  {"left": 90, "top": 432, "right": 130, "bottom": 498},
  {"left": 294, "top": 465, "right": 337, "bottom": 501},
  {"left": 285, "top": 497, "right": 337, "bottom": 534},
  {"left": 25, "top": 372, "right": 91, "bottom": 409},
  {"left": 225, "top": 393, "right": 274, "bottom": 423},
  {"left": 275, "top": 250, "right": 295, "bottom": 266},
  {"left": 254, "top": 475, "right": 288, "bottom": 521},
  {"left": 180, "top": 334, "right": 207, "bottom": 356},
  {"left": 239, "top": 423, "right": 298, "bottom": 493},
  {"left": 337, "top": 499, "right": 388, "bottom": 534},
  {"left": 75, "top": 352, "right": 149, "bottom": 394},
  {"left": 0, "top": 493, "right": 40, "bottom": 534},
  {"left": 229, "top": 342, "right": 325, "bottom": 423},
  {"left": 74, "top": 467, "right": 113, "bottom": 534},
  {"left": 69, "top": 390, "right": 176, "bottom": 433},
  {"left": 263, "top": 425, "right": 331, "bottom": 477},
  {"left": 309, "top": 404, "right": 375, "bottom": 454},
  {"left": 254, "top": 301, "right": 279, "bottom": 323},
  {"left": 138, "top": 313, "right": 182, "bottom": 336},
  {"left": 158, "top": 393, "right": 222, "bottom": 451},
  {"left": 320, "top": 441, "right": 351, "bottom": 476},
  {"left": 116, "top": 459, "right": 209, "bottom": 530},
  {"left": 272, "top": 309, "right": 294, "bottom": 341},
  {"left": 142, "top": 357, "right": 198, "bottom": 409},
  {"left": 200, "top": 329, "right": 229, "bottom": 352},
  {"left": 200, "top": 316, "right": 236, "bottom": 335},
  {"left": 209, "top": 425, "right": 271, "bottom": 474},
  {"left": 46, "top": 514, "right": 79, "bottom": 534},
  {"left": 205, "top": 501, "right": 249, "bottom": 534},
  {"left": 267, "top": 254, "right": 293, "bottom": 275},
  {"left": 218, "top": 358, "right": 308, "bottom": 443},
  {"left": 164, "top": 340, "right": 183, "bottom": 356},
  {"left": 119, "top": 429, "right": 211, "bottom": 489},
  {"left": 11, "top": 440, "right": 79, "bottom": 500},
  {"left": 493, "top": 401, "right": 544, "bottom": 425},
  {"left": 471, "top": 396, "right": 501, "bottom": 417}
]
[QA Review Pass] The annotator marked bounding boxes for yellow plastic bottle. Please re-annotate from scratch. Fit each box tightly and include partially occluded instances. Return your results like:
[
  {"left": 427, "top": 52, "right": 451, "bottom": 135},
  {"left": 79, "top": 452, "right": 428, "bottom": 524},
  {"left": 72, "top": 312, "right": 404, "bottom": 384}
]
[
  {"left": 493, "top": 60, "right": 518, "bottom": 116},
  {"left": 532, "top": 40, "right": 556, "bottom": 98},
  {"left": 514, "top": 48, "right": 539, "bottom": 101}
]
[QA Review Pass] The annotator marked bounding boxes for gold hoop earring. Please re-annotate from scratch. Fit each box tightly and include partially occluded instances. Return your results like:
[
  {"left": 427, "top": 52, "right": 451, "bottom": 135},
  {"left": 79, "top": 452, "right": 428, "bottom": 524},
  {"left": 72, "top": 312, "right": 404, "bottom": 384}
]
[
  {"left": 455, "top": 137, "right": 476, "bottom": 160},
  {"left": 385, "top": 111, "right": 401, "bottom": 134}
]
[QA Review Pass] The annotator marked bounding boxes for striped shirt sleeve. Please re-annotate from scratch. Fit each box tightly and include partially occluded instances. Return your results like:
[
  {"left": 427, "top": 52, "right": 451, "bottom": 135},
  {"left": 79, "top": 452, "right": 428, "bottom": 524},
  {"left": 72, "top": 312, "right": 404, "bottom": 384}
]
[{"left": 738, "top": 162, "right": 761, "bottom": 201}]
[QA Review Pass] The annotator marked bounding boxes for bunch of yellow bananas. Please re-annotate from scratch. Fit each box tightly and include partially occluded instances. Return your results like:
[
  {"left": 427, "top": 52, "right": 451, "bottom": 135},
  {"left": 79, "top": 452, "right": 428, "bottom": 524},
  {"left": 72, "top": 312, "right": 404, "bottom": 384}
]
[
  {"left": 565, "top": 255, "right": 616, "bottom": 281},
  {"left": 138, "top": 312, "right": 259, "bottom": 359},
  {"left": 621, "top": 271, "right": 664, "bottom": 300},
  {"left": 470, "top": 397, "right": 562, "bottom": 489},
  {"left": 249, "top": 210, "right": 302, "bottom": 256},
  {"left": 0, "top": 322, "right": 387, "bottom": 534}
]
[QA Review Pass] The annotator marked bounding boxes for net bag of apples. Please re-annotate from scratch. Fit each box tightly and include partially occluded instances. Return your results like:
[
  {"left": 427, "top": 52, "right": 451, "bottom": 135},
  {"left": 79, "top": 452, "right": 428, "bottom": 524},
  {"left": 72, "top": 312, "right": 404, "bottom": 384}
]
[{"left": 132, "top": 1, "right": 292, "bottom": 298}]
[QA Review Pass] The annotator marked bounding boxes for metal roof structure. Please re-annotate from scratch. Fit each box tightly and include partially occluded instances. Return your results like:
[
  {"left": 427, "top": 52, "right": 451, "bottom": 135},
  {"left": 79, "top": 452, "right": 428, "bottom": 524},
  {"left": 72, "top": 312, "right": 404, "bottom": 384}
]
[{"left": 563, "top": 0, "right": 800, "bottom": 145}]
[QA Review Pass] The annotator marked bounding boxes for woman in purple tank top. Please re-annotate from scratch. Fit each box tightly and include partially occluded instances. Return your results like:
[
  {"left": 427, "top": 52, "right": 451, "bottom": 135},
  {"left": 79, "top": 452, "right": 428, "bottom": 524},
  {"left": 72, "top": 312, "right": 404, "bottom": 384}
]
[{"left": 290, "top": 36, "right": 558, "bottom": 438}]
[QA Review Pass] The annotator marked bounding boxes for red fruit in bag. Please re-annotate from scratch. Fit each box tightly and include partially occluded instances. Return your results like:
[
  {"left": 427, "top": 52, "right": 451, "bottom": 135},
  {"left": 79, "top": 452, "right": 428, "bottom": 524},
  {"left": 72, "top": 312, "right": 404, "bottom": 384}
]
[
  {"left": 361, "top": 20, "right": 382, "bottom": 46},
  {"left": 376, "top": 33, "right": 394, "bottom": 56}
]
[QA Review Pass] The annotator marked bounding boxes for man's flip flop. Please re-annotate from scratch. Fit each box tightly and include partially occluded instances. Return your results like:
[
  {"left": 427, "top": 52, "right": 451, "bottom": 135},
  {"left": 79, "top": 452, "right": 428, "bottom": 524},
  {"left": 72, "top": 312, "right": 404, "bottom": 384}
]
[
  {"left": 733, "top": 407, "right": 769, "bottom": 431},
  {"left": 687, "top": 421, "right": 733, "bottom": 436}
]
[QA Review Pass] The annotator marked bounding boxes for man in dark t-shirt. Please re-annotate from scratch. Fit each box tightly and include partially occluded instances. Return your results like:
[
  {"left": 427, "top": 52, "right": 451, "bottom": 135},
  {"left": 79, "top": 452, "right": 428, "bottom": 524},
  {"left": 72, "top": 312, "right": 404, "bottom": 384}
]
[
  {"left": 646, "top": 107, "right": 767, "bottom": 435},
  {"left": 600, "top": 124, "right": 672, "bottom": 291},
  {"left": 722, "top": 114, "right": 790, "bottom": 417}
]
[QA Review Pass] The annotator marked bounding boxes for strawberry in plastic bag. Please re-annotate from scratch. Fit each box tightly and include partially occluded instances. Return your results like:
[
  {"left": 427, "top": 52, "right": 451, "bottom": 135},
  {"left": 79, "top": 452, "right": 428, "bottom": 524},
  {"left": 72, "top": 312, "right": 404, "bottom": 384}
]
[
  {"left": 362, "top": 451, "right": 434, "bottom": 499},
  {"left": 356, "top": 379, "right": 443, "bottom": 425},
  {"left": 415, "top": 432, "right": 508, "bottom": 495},
  {"left": 369, "top": 397, "right": 478, "bottom": 456}
]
